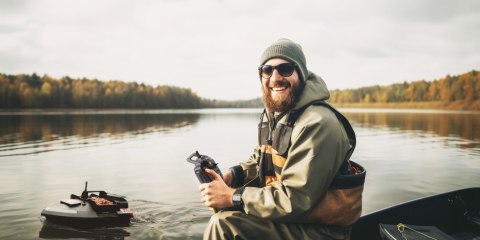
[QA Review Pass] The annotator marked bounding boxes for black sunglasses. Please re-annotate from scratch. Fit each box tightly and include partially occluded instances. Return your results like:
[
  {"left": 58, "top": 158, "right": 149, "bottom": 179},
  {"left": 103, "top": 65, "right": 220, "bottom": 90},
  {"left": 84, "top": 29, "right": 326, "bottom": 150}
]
[{"left": 258, "top": 63, "right": 297, "bottom": 79}]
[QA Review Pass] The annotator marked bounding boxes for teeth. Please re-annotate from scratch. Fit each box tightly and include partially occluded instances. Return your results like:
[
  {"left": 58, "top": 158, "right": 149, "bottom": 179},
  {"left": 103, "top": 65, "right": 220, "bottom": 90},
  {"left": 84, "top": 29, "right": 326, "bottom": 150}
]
[{"left": 272, "top": 87, "right": 287, "bottom": 91}]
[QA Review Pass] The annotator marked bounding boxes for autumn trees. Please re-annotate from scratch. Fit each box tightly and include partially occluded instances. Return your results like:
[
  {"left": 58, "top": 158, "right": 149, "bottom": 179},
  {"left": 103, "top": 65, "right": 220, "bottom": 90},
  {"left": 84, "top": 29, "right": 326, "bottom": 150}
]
[
  {"left": 1, "top": 70, "right": 479, "bottom": 109},
  {"left": 0, "top": 73, "right": 204, "bottom": 108},
  {"left": 329, "top": 70, "right": 479, "bottom": 109}
]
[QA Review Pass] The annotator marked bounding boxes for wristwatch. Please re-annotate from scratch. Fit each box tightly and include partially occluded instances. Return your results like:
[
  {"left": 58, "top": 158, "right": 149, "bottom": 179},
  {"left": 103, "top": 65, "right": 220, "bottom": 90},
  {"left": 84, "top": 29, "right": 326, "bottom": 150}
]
[{"left": 232, "top": 187, "right": 245, "bottom": 209}]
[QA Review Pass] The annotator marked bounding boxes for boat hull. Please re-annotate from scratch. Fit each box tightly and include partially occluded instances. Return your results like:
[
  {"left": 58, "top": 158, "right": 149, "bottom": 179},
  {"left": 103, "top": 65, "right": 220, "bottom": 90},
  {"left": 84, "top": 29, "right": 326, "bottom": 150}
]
[
  {"left": 351, "top": 187, "right": 480, "bottom": 240},
  {"left": 41, "top": 200, "right": 132, "bottom": 228}
]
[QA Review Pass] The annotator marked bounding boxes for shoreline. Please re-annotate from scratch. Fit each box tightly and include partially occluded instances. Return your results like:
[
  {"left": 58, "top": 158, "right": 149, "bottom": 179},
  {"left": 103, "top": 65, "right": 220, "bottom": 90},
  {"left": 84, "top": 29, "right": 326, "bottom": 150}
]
[
  {"left": 330, "top": 100, "right": 480, "bottom": 111},
  {"left": 1, "top": 100, "right": 480, "bottom": 113}
]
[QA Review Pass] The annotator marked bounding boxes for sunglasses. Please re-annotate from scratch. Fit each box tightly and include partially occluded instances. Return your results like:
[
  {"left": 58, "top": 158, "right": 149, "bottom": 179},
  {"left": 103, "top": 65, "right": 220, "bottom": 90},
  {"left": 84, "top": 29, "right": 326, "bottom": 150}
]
[{"left": 258, "top": 63, "right": 297, "bottom": 79}]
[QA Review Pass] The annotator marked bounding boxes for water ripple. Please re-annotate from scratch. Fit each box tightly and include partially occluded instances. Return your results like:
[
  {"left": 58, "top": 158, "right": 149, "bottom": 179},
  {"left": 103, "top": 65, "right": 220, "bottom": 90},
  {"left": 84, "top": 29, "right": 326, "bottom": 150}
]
[{"left": 127, "top": 199, "right": 211, "bottom": 240}]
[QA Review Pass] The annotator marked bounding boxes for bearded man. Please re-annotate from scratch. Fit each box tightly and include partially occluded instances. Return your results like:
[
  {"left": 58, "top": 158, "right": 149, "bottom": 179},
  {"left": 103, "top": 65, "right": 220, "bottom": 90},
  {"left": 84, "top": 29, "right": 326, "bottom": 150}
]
[{"left": 198, "top": 38, "right": 364, "bottom": 240}]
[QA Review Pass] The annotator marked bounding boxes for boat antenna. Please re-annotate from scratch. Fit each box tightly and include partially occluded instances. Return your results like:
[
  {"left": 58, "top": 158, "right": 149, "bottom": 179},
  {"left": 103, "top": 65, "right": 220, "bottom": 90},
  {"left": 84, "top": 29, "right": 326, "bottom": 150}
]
[{"left": 81, "top": 181, "right": 88, "bottom": 200}]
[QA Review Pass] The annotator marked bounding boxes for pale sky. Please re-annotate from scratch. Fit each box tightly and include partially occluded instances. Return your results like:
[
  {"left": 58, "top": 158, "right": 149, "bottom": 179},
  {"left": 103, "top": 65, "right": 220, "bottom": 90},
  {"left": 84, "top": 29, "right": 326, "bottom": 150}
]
[{"left": 1, "top": 0, "right": 479, "bottom": 100}]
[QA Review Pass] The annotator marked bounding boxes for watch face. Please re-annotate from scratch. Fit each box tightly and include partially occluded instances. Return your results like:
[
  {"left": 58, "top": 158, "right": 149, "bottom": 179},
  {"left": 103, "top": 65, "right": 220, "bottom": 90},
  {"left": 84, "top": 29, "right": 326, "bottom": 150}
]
[
  {"left": 233, "top": 187, "right": 244, "bottom": 208},
  {"left": 233, "top": 194, "right": 240, "bottom": 201}
]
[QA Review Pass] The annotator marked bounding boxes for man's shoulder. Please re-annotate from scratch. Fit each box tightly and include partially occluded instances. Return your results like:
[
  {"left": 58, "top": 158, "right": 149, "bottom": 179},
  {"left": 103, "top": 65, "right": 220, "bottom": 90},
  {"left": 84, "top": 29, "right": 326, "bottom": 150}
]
[{"left": 296, "top": 104, "right": 338, "bottom": 125}]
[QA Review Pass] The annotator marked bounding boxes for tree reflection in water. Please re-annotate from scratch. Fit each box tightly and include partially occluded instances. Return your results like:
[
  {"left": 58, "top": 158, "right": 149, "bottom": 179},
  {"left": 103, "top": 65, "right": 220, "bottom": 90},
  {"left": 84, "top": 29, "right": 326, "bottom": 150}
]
[
  {"left": 0, "top": 112, "right": 200, "bottom": 156},
  {"left": 344, "top": 110, "right": 480, "bottom": 150}
]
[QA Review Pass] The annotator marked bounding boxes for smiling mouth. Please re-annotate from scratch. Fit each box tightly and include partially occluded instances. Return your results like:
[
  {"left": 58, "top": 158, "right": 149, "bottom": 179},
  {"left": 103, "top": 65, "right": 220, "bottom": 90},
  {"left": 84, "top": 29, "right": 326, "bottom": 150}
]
[
  {"left": 269, "top": 82, "right": 290, "bottom": 92},
  {"left": 271, "top": 86, "right": 288, "bottom": 92}
]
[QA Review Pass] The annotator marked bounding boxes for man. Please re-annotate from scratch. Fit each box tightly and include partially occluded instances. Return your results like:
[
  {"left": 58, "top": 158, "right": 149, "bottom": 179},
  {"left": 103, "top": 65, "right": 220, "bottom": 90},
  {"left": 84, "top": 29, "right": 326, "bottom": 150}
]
[{"left": 199, "top": 38, "right": 364, "bottom": 240}]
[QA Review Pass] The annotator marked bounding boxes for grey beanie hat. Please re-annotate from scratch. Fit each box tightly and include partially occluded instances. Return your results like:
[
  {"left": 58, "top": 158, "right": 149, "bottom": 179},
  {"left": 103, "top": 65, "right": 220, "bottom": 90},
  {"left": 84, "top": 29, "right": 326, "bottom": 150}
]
[{"left": 260, "top": 38, "right": 308, "bottom": 82}]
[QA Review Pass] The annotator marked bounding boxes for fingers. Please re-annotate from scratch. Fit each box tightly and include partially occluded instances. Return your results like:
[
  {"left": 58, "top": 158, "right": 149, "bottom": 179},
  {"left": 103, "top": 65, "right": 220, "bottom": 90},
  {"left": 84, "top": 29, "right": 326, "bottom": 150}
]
[
  {"left": 199, "top": 186, "right": 207, "bottom": 204},
  {"left": 198, "top": 183, "right": 207, "bottom": 192},
  {"left": 199, "top": 182, "right": 215, "bottom": 206},
  {"left": 199, "top": 183, "right": 208, "bottom": 204},
  {"left": 201, "top": 192, "right": 211, "bottom": 206},
  {"left": 205, "top": 169, "right": 221, "bottom": 180},
  {"left": 198, "top": 172, "right": 225, "bottom": 207}
]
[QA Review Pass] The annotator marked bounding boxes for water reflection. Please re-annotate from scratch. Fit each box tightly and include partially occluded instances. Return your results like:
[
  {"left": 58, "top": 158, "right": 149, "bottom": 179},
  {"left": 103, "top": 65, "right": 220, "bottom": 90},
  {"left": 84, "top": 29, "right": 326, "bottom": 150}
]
[
  {"left": 0, "top": 109, "right": 478, "bottom": 239},
  {"left": 0, "top": 113, "right": 200, "bottom": 157},
  {"left": 39, "top": 221, "right": 130, "bottom": 239},
  {"left": 342, "top": 110, "right": 480, "bottom": 213},
  {"left": 344, "top": 111, "right": 480, "bottom": 148}
]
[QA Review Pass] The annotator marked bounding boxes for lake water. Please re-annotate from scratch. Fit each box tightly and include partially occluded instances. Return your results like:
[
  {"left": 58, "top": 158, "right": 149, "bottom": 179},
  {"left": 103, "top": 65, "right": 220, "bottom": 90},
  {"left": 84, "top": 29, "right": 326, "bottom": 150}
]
[{"left": 0, "top": 108, "right": 479, "bottom": 239}]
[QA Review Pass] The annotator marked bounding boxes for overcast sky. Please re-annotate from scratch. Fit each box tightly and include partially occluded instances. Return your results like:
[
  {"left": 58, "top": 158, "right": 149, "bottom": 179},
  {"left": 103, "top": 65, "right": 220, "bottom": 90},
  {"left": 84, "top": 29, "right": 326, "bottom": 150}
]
[{"left": 1, "top": 0, "right": 479, "bottom": 100}]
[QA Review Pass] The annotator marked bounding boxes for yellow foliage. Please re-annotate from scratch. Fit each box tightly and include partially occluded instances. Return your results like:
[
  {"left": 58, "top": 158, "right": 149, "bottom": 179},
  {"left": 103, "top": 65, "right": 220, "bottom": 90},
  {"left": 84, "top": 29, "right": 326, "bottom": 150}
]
[{"left": 41, "top": 82, "right": 52, "bottom": 95}]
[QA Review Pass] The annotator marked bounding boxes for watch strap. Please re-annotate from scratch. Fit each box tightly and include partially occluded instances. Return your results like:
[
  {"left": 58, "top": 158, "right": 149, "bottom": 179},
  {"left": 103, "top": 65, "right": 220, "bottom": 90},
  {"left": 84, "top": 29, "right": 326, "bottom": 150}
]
[{"left": 232, "top": 187, "right": 245, "bottom": 209}]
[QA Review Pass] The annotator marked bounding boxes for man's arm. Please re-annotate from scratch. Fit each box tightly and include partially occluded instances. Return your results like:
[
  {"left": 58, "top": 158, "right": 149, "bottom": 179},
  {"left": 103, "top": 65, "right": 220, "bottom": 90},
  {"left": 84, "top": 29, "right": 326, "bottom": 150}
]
[{"left": 228, "top": 145, "right": 261, "bottom": 188}]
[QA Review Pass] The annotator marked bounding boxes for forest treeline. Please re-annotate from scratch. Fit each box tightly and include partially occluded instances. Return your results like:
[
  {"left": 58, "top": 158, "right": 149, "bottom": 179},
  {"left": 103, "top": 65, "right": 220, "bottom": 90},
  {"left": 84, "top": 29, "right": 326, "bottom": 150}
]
[
  {"left": 329, "top": 70, "right": 480, "bottom": 110},
  {"left": 1, "top": 70, "right": 479, "bottom": 109},
  {"left": 0, "top": 73, "right": 261, "bottom": 108}
]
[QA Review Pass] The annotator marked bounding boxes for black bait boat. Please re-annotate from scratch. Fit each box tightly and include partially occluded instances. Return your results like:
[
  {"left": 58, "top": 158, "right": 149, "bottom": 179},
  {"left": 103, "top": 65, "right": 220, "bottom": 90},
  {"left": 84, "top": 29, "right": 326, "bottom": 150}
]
[
  {"left": 351, "top": 187, "right": 480, "bottom": 240},
  {"left": 41, "top": 182, "right": 134, "bottom": 228}
]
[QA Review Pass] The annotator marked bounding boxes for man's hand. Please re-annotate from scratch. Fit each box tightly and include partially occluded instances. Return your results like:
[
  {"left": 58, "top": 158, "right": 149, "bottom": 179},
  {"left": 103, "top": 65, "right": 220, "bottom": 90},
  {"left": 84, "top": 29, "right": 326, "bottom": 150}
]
[{"left": 199, "top": 169, "right": 236, "bottom": 209}]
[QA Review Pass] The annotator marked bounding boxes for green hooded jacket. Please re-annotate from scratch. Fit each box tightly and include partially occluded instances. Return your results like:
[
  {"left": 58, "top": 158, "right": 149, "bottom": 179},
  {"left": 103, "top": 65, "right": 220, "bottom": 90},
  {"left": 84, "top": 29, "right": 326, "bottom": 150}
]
[{"left": 238, "top": 71, "right": 352, "bottom": 222}]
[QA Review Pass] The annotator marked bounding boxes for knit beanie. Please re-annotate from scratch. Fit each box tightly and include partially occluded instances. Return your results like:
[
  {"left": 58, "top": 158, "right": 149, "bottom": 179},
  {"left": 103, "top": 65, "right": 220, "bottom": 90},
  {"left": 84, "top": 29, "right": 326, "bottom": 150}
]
[{"left": 260, "top": 38, "right": 308, "bottom": 82}]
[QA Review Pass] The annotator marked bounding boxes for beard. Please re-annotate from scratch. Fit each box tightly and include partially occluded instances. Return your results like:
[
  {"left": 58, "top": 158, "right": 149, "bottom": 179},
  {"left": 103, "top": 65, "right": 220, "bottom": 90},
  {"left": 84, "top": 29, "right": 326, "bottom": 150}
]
[{"left": 262, "top": 80, "right": 304, "bottom": 113}]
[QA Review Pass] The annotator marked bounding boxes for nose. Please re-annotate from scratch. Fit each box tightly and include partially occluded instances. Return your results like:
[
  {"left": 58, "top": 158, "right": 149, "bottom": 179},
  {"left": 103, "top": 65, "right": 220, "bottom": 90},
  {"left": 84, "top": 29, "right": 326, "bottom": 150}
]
[{"left": 269, "top": 68, "right": 283, "bottom": 82}]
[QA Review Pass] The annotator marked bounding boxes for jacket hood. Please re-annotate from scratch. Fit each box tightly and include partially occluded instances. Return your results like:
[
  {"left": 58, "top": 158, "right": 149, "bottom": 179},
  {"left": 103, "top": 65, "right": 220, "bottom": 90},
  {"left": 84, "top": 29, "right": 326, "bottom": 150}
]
[{"left": 292, "top": 71, "right": 330, "bottom": 111}]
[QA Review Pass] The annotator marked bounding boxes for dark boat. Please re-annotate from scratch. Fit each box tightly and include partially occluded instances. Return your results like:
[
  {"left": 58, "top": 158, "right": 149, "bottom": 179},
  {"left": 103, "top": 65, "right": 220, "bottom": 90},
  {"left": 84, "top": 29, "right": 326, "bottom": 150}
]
[
  {"left": 41, "top": 182, "right": 134, "bottom": 228},
  {"left": 351, "top": 187, "right": 480, "bottom": 240}
]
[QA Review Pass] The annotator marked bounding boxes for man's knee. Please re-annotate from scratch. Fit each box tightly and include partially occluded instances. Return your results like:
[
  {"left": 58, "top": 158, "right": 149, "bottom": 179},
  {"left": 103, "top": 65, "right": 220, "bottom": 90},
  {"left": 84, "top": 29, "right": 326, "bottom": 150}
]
[{"left": 204, "top": 211, "right": 239, "bottom": 240}]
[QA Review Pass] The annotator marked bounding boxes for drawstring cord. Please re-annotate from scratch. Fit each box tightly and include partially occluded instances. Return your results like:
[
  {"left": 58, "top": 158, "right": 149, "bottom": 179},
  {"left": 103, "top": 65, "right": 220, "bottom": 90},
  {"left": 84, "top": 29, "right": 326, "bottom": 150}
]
[{"left": 397, "top": 223, "right": 439, "bottom": 240}]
